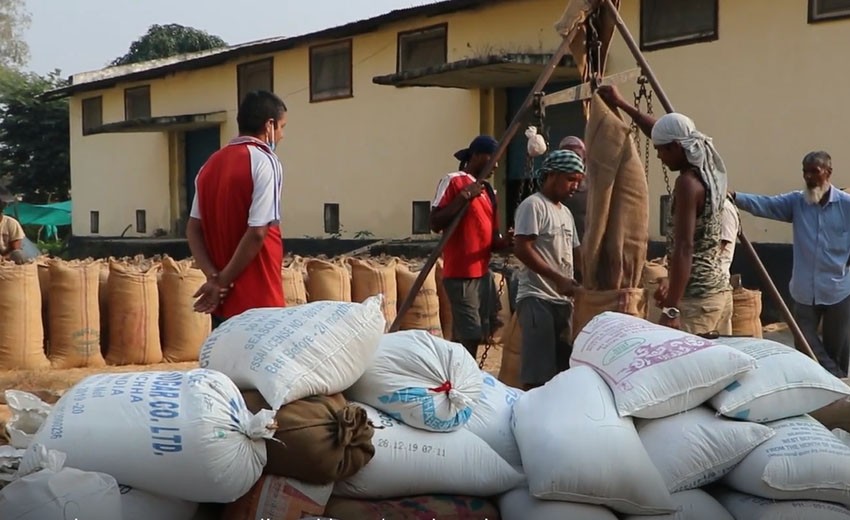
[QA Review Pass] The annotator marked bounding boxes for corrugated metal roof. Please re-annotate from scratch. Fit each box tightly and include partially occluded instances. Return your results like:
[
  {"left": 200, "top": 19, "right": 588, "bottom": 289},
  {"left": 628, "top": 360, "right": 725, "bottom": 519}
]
[{"left": 45, "top": 0, "right": 513, "bottom": 99}]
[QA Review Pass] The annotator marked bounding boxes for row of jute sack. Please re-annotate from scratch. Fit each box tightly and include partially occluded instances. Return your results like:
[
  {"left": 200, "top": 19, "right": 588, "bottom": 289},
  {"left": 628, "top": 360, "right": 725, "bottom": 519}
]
[{"left": 0, "top": 254, "right": 513, "bottom": 372}]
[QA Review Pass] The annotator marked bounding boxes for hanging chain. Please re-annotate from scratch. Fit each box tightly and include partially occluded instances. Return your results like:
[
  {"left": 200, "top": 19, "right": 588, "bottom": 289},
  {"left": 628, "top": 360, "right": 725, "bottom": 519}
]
[
  {"left": 631, "top": 76, "right": 672, "bottom": 195},
  {"left": 478, "top": 268, "right": 508, "bottom": 370}
]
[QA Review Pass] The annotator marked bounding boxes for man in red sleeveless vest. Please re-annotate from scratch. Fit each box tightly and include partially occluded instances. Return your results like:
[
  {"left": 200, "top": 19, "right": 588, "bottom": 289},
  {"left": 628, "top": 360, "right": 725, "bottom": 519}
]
[{"left": 186, "top": 90, "right": 287, "bottom": 327}]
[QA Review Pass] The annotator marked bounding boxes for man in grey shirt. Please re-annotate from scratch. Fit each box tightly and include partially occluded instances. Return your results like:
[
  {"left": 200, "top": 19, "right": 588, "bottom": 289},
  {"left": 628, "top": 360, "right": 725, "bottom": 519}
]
[{"left": 513, "top": 150, "right": 584, "bottom": 389}]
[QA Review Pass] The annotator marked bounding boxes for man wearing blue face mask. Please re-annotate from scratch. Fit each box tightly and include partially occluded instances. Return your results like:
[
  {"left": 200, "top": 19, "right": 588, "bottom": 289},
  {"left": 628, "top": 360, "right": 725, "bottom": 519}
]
[{"left": 186, "top": 90, "right": 287, "bottom": 328}]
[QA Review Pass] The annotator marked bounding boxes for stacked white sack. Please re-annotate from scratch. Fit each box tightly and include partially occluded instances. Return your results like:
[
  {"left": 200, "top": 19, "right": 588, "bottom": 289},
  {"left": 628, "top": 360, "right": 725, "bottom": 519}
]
[
  {"left": 200, "top": 296, "right": 386, "bottom": 409},
  {"left": 464, "top": 371, "right": 524, "bottom": 467}
]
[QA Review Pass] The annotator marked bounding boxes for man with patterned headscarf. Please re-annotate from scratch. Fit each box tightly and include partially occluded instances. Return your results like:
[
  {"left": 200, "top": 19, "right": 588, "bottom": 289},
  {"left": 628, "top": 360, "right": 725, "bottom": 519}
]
[
  {"left": 513, "top": 149, "right": 584, "bottom": 388},
  {"left": 599, "top": 86, "right": 732, "bottom": 335}
]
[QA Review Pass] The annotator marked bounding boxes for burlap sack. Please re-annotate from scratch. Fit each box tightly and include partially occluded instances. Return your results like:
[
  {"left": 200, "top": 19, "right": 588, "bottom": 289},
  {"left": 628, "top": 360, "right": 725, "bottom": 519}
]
[
  {"left": 36, "top": 259, "right": 50, "bottom": 349},
  {"left": 222, "top": 475, "right": 331, "bottom": 520},
  {"left": 242, "top": 391, "right": 375, "bottom": 485},
  {"left": 106, "top": 259, "right": 162, "bottom": 365},
  {"left": 98, "top": 262, "right": 109, "bottom": 355},
  {"left": 732, "top": 287, "right": 763, "bottom": 338},
  {"left": 572, "top": 288, "right": 646, "bottom": 341},
  {"left": 325, "top": 495, "right": 500, "bottom": 520},
  {"left": 582, "top": 94, "right": 649, "bottom": 291},
  {"left": 47, "top": 259, "right": 105, "bottom": 369},
  {"left": 349, "top": 257, "right": 398, "bottom": 326},
  {"left": 159, "top": 256, "right": 211, "bottom": 362},
  {"left": 435, "top": 259, "right": 453, "bottom": 340},
  {"left": 811, "top": 379, "right": 850, "bottom": 433},
  {"left": 306, "top": 258, "right": 351, "bottom": 302},
  {"left": 0, "top": 261, "right": 48, "bottom": 369},
  {"left": 490, "top": 271, "right": 512, "bottom": 344},
  {"left": 497, "top": 312, "right": 522, "bottom": 388},
  {"left": 282, "top": 256, "right": 308, "bottom": 307},
  {"left": 396, "top": 262, "right": 442, "bottom": 337}
]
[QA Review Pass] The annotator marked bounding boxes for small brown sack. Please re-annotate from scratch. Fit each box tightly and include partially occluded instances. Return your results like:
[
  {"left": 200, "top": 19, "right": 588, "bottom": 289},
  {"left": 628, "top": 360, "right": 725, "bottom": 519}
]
[
  {"left": 435, "top": 259, "right": 453, "bottom": 340},
  {"left": 498, "top": 312, "right": 522, "bottom": 388},
  {"left": 47, "top": 259, "right": 105, "bottom": 369},
  {"left": 106, "top": 259, "right": 162, "bottom": 365},
  {"left": 572, "top": 288, "right": 645, "bottom": 341},
  {"left": 349, "top": 257, "right": 398, "bottom": 326},
  {"left": 306, "top": 258, "right": 351, "bottom": 302},
  {"left": 395, "top": 263, "right": 442, "bottom": 337},
  {"left": 732, "top": 287, "right": 763, "bottom": 338},
  {"left": 242, "top": 391, "right": 375, "bottom": 485},
  {"left": 159, "top": 256, "right": 211, "bottom": 362},
  {"left": 282, "top": 256, "right": 308, "bottom": 307}
]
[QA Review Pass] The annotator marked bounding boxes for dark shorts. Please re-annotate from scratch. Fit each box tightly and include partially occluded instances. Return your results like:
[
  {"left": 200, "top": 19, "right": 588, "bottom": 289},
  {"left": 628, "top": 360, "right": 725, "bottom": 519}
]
[
  {"left": 517, "top": 297, "right": 573, "bottom": 386},
  {"left": 442, "top": 273, "right": 499, "bottom": 343}
]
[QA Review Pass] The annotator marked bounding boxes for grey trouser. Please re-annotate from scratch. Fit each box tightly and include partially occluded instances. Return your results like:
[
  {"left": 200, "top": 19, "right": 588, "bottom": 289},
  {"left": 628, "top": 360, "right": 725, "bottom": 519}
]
[
  {"left": 443, "top": 273, "right": 498, "bottom": 356},
  {"left": 517, "top": 296, "right": 573, "bottom": 386},
  {"left": 794, "top": 294, "right": 850, "bottom": 377}
]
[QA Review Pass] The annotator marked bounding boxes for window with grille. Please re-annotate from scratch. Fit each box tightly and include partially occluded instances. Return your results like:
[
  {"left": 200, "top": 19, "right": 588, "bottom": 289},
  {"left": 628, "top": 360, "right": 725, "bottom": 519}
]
[
  {"left": 82, "top": 96, "right": 103, "bottom": 135},
  {"left": 237, "top": 58, "right": 273, "bottom": 104},
  {"left": 397, "top": 24, "right": 447, "bottom": 73},
  {"left": 809, "top": 0, "right": 850, "bottom": 22},
  {"left": 124, "top": 85, "right": 151, "bottom": 120}
]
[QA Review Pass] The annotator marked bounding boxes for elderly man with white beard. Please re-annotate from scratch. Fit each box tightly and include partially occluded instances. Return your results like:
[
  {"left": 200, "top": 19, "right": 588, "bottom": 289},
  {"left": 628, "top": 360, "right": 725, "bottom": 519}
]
[{"left": 731, "top": 151, "right": 850, "bottom": 377}]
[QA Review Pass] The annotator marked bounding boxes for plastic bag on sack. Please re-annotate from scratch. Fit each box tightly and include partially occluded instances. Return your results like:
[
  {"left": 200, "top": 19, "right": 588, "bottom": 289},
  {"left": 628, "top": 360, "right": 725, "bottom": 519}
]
[
  {"left": 241, "top": 391, "right": 375, "bottom": 485},
  {"left": 200, "top": 296, "right": 385, "bottom": 409},
  {"left": 0, "top": 460, "right": 122, "bottom": 520},
  {"left": 526, "top": 126, "right": 547, "bottom": 157},
  {"left": 464, "top": 371, "right": 523, "bottom": 467},
  {"left": 512, "top": 366, "right": 674, "bottom": 515},
  {"left": 4, "top": 390, "right": 51, "bottom": 449},
  {"left": 709, "top": 337, "right": 850, "bottom": 422},
  {"left": 120, "top": 485, "right": 199, "bottom": 520},
  {"left": 32, "top": 369, "right": 276, "bottom": 503},
  {"left": 346, "top": 330, "right": 481, "bottom": 432},
  {"left": 334, "top": 403, "right": 523, "bottom": 499},
  {"left": 570, "top": 312, "right": 757, "bottom": 418}
]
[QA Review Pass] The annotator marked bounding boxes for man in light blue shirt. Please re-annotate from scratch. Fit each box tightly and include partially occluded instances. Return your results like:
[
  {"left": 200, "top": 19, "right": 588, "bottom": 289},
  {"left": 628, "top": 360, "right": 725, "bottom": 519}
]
[{"left": 732, "top": 151, "right": 850, "bottom": 376}]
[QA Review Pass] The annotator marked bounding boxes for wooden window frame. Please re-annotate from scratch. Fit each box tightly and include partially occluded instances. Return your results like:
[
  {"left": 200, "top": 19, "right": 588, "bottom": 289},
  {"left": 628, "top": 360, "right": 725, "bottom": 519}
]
[
  {"left": 396, "top": 23, "right": 448, "bottom": 73},
  {"left": 639, "top": 0, "right": 719, "bottom": 52},
  {"left": 81, "top": 96, "right": 103, "bottom": 136},
  {"left": 237, "top": 57, "right": 274, "bottom": 105},
  {"left": 309, "top": 39, "right": 354, "bottom": 103},
  {"left": 809, "top": 0, "right": 850, "bottom": 23},
  {"left": 124, "top": 85, "right": 151, "bottom": 120}
]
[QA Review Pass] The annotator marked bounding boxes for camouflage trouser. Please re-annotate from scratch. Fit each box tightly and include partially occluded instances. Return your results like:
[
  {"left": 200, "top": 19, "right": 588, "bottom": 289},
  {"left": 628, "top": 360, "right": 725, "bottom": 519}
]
[{"left": 8, "top": 250, "right": 25, "bottom": 265}]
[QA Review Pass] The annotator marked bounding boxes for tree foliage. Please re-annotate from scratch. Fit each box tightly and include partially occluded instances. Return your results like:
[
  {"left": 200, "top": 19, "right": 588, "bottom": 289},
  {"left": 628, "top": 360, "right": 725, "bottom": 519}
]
[
  {"left": 0, "top": 70, "right": 70, "bottom": 203},
  {"left": 0, "top": 0, "right": 30, "bottom": 69},
  {"left": 111, "top": 24, "right": 227, "bottom": 66}
]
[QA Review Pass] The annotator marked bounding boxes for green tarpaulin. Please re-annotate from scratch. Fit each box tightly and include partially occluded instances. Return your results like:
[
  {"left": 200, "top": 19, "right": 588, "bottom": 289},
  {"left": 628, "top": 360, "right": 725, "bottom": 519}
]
[{"left": 7, "top": 200, "right": 71, "bottom": 239}]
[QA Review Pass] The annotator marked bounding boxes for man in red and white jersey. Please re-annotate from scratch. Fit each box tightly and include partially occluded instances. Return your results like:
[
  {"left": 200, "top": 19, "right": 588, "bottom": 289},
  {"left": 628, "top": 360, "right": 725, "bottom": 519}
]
[
  {"left": 186, "top": 90, "right": 287, "bottom": 328},
  {"left": 430, "top": 135, "right": 512, "bottom": 359}
]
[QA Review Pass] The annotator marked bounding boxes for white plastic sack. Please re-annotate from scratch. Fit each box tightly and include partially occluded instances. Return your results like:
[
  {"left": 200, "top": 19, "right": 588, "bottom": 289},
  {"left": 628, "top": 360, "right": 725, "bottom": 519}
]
[
  {"left": 14, "top": 442, "right": 66, "bottom": 478},
  {"left": 513, "top": 366, "right": 674, "bottom": 515},
  {"left": 4, "top": 390, "right": 51, "bottom": 449},
  {"left": 499, "top": 487, "right": 618, "bottom": 520},
  {"left": 200, "top": 297, "right": 385, "bottom": 409},
  {"left": 346, "top": 330, "right": 481, "bottom": 432},
  {"left": 526, "top": 126, "right": 548, "bottom": 157},
  {"left": 637, "top": 406, "right": 774, "bottom": 492},
  {"left": 32, "top": 369, "right": 276, "bottom": 503},
  {"left": 713, "top": 488, "right": 850, "bottom": 520},
  {"left": 0, "top": 467, "right": 122, "bottom": 520},
  {"left": 334, "top": 403, "right": 523, "bottom": 499},
  {"left": 621, "top": 490, "right": 733, "bottom": 520},
  {"left": 464, "top": 371, "right": 523, "bottom": 466},
  {"left": 570, "top": 312, "right": 757, "bottom": 418},
  {"left": 723, "top": 415, "right": 850, "bottom": 506},
  {"left": 709, "top": 337, "right": 850, "bottom": 422},
  {"left": 121, "top": 485, "right": 198, "bottom": 520}
]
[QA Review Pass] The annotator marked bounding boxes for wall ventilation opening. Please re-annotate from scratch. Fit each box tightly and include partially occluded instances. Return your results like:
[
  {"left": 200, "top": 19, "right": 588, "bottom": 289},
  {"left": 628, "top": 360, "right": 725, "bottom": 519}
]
[
  {"left": 324, "top": 203, "right": 340, "bottom": 235},
  {"left": 412, "top": 201, "right": 431, "bottom": 235},
  {"left": 136, "top": 209, "right": 147, "bottom": 234},
  {"left": 90, "top": 211, "right": 99, "bottom": 234}
]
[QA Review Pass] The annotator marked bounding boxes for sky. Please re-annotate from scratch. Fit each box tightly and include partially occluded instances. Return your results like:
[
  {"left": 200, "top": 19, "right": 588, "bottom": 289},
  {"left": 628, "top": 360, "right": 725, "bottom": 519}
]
[{"left": 24, "top": 0, "right": 437, "bottom": 76}]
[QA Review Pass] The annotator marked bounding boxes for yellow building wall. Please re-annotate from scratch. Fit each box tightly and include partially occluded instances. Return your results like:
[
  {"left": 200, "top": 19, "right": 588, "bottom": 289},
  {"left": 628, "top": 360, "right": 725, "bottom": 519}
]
[{"left": 610, "top": 0, "right": 850, "bottom": 242}]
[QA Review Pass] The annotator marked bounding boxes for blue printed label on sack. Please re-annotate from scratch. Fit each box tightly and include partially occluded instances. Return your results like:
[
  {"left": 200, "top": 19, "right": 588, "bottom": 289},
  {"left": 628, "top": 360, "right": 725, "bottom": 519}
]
[{"left": 378, "top": 387, "right": 473, "bottom": 431}]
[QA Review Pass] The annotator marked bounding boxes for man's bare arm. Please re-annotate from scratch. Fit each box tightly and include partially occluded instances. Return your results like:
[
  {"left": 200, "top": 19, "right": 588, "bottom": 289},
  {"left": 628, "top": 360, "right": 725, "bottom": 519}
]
[
  {"left": 514, "top": 235, "right": 564, "bottom": 283},
  {"left": 186, "top": 217, "right": 218, "bottom": 279},
  {"left": 663, "top": 173, "right": 703, "bottom": 309},
  {"left": 217, "top": 226, "right": 270, "bottom": 287},
  {"left": 430, "top": 182, "right": 483, "bottom": 232}
]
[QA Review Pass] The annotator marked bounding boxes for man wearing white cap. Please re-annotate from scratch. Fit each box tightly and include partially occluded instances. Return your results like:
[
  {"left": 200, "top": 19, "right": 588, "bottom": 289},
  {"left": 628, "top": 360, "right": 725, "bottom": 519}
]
[{"left": 598, "top": 86, "right": 732, "bottom": 335}]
